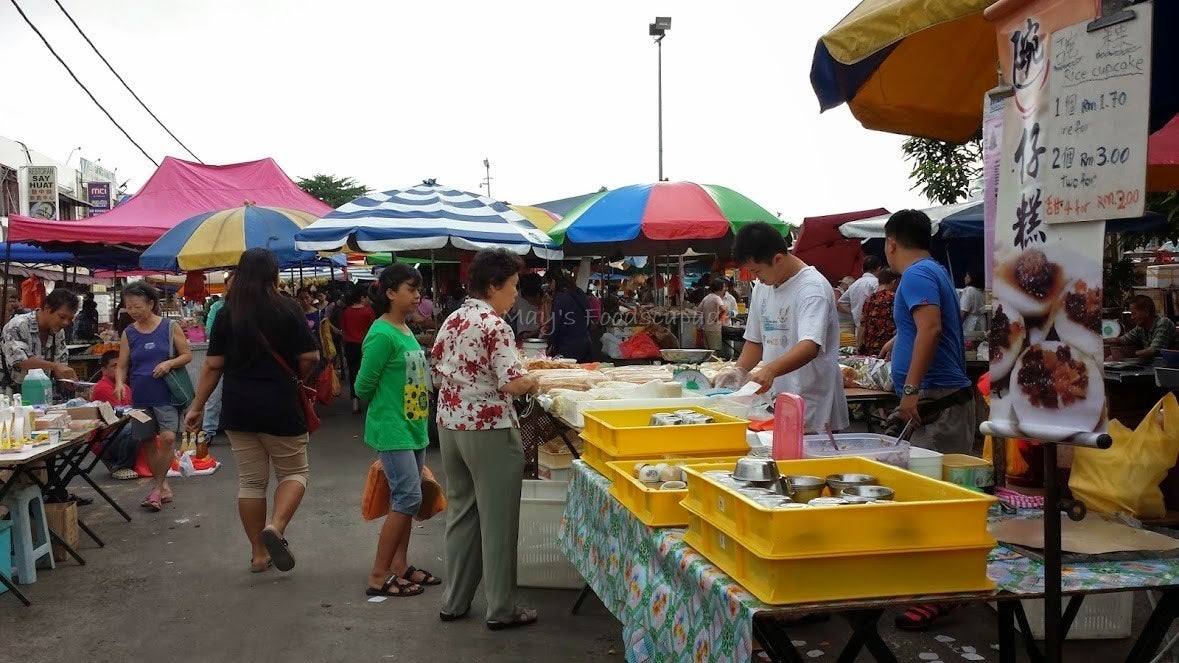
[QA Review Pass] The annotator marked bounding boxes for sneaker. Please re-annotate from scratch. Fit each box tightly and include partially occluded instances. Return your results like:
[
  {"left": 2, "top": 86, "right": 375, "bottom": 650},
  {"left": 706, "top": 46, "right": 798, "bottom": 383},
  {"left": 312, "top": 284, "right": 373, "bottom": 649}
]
[{"left": 111, "top": 468, "right": 139, "bottom": 480}]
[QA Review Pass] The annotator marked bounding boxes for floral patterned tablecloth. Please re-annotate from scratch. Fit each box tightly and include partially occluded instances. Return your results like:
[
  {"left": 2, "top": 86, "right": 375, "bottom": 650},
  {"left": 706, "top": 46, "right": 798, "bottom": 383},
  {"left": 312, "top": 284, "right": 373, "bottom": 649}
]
[{"left": 556, "top": 461, "right": 1179, "bottom": 663}]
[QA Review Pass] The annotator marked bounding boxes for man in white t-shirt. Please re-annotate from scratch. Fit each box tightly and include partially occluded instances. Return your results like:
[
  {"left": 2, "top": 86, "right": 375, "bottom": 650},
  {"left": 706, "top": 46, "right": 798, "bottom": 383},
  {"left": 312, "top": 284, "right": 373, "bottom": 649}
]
[
  {"left": 698, "top": 279, "right": 729, "bottom": 359},
  {"left": 837, "top": 255, "right": 883, "bottom": 341},
  {"left": 722, "top": 280, "right": 739, "bottom": 319},
  {"left": 721, "top": 222, "right": 849, "bottom": 432}
]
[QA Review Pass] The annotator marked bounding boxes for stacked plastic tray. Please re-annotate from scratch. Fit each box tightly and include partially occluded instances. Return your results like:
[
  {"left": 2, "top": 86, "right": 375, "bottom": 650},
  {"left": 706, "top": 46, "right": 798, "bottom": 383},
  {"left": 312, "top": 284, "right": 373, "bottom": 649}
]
[
  {"left": 578, "top": 406, "right": 750, "bottom": 477},
  {"left": 680, "top": 457, "right": 997, "bottom": 604}
]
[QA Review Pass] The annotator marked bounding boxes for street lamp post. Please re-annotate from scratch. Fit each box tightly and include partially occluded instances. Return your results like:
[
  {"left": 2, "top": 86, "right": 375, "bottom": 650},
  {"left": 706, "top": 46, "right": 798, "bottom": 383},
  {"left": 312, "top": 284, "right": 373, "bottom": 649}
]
[
  {"left": 649, "top": 17, "right": 671, "bottom": 182},
  {"left": 480, "top": 158, "right": 492, "bottom": 198}
]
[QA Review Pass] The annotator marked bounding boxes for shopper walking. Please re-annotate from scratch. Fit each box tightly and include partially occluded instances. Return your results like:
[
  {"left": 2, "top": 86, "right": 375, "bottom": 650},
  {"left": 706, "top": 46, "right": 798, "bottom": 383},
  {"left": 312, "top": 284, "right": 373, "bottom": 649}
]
[
  {"left": 431, "top": 248, "right": 539, "bottom": 630},
  {"left": 184, "top": 248, "right": 319, "bottom": 573},
  {"left": 115, "top": 282, "right": 191, "bottom": 512},
  {"left": 340, "top": 284, "right": 377, "bottom": 414}
]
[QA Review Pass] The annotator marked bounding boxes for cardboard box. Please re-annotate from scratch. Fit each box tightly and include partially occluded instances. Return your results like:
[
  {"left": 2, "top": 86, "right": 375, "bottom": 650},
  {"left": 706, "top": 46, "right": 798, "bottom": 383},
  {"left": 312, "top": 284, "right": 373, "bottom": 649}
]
[{"left": 44, "top": 501, "right": 79, "bottom": 563}]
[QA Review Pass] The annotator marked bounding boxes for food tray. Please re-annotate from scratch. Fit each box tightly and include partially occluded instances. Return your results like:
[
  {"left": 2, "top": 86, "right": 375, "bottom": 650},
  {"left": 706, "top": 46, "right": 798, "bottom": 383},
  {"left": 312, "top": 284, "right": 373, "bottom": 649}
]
[
  {"left": 680, "top": 457, "right": 995, "bottom": 558},
  {"left": 802, "top": 433, "right": 909, "bottom": 468},
  {"left": 581, "top": 406, "right": 749, "bottom": 457},
  {"left": 581, "top": 438, "right": 747, "bottom": 479},
  {"left": 605, "top": 456, "right": 746, "bottom": 527},
  {"left": 684, "top": 507, "right": 994, "bottom": 605},
  {"left": 559, "top": 396, "right": 712, "bottom": 429}
]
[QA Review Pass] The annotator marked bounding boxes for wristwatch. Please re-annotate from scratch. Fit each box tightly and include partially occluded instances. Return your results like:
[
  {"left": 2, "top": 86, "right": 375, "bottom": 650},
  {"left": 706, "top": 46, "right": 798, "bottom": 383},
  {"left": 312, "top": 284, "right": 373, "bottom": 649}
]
[{"left": 902, "top": 384, "right": 919, "bottom": 396}]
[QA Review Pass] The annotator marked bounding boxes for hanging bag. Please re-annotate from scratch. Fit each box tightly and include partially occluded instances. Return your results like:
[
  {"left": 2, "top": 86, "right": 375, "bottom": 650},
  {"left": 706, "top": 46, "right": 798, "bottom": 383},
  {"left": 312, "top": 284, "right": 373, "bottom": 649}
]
[
  {"left": 164, "top": 320, "right": 196, "bottom": 408},
  {"left": 260, "top": 335, "right": 321, "bottom": 434}
]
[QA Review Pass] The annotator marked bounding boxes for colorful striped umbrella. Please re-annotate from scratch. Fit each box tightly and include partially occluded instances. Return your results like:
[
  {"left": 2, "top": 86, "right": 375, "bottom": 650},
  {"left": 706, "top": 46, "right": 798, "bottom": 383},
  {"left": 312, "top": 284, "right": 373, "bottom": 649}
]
[
  {"left": 507, "top": 204, "right": 561, "bottom": 234},
  {"left": 294, "top": 181, "right": 562, "bottom": 259},
  {"left": 139, "top": 204, "right": 320, "bottom": 271},
  {"left": 547, "top": 181, "right": 788, "bottom": 255}
]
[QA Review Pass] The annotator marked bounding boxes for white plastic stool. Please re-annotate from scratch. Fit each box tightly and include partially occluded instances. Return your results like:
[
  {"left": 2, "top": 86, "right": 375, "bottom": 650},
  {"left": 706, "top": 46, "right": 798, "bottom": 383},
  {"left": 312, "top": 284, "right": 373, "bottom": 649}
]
[{"left": 1, "top": 483, "right": 54, "bottom": 583}]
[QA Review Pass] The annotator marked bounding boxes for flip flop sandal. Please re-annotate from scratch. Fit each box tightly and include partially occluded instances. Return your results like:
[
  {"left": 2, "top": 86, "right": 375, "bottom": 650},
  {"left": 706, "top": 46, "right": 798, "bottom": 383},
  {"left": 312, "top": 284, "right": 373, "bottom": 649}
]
[
  {"left": 249, "top": 559, "right": 273, "bottom": 573},
  {"left": 141, "top": 492, "right": 163, "bottom": 512},
  {"left": 261, "top": 527, "right": 296, "bottom": 572},
  {"left": 487, "top": 608, "right": 539, "bottom": 631},
  {"left": 405, "top": 565, "right": 442, "bottom": 586},
  {"left": 366, "top": 574, "right": 423, "bottom": 598},
  {"left": 894, "top": 602, "right": 957, "bottom": 631}
]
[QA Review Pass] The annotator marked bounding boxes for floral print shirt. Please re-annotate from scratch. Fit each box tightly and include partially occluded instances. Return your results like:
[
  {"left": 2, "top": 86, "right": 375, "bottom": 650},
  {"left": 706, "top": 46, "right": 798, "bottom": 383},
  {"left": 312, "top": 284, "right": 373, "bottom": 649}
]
[
  {"left": 859, "top": 289, "right": 897, "bottom": 357},
  {"left": 431, "top": 298, "right": 527, "bottom": 430}
]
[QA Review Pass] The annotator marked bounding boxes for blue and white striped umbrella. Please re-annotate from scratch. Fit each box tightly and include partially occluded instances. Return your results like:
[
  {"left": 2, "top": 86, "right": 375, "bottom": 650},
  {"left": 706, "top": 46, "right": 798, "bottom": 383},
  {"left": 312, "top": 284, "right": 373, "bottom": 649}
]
[{"left": 294, "top": 181, "right": 562, "bottom": 259}]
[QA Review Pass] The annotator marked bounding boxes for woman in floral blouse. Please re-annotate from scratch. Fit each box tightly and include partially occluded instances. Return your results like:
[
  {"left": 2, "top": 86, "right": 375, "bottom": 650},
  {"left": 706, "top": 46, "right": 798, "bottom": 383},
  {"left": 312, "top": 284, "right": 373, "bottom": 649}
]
[
  {"left": 430, "top": 248, "right": 539, "bottom": 631},
  {"left": 858, "top": 268, "right": 900, "bottom": 357}
]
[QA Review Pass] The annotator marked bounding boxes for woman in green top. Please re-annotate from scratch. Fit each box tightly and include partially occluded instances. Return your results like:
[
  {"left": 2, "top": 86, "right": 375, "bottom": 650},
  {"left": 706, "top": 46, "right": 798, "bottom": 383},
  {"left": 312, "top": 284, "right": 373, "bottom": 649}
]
[{"left": 356, "top": 264, "right": 438, "bottom": 598}]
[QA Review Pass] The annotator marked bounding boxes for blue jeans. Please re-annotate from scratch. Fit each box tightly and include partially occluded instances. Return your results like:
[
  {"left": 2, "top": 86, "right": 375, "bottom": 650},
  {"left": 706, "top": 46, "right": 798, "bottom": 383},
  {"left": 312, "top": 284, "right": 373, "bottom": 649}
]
[
  {"left": 103, "top": 425, "right": 145, "bottom": 471},
  {"left": 202, "top": 377, "right": 223, "bottom": 438},
  {"left": 378, "top": 449, "right": 425, "bottom": 516}
]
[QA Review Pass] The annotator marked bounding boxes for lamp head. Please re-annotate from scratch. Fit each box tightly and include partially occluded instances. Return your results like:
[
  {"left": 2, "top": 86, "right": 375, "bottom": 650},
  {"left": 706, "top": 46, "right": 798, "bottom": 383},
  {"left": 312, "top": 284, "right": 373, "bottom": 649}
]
[{"left": 653, "top": 17, "right": 671, "bottom": 31}]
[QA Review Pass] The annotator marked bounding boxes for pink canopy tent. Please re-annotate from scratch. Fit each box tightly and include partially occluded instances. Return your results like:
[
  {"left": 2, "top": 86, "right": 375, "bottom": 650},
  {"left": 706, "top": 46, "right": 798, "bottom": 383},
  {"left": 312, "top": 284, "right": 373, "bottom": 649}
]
[{"left": 8, "top": 156, "right": 333, "bottom": 246}]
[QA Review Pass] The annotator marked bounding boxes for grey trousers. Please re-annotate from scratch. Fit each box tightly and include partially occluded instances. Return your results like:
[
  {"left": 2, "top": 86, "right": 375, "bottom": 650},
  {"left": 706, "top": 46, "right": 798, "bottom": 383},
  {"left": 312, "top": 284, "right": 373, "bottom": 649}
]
[
  {"left": 908, "top": 386, "right": 977, "bottom": 455},
  {"left": 438, "top": 426, "right": 524, "bottom": 622}
]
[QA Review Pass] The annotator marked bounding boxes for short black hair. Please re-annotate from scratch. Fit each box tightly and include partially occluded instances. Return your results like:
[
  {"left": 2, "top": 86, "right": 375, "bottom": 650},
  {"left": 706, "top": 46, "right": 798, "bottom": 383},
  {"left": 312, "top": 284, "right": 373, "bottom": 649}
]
[
  {"left": 733, "top": 222, "right": 789, "bottom": 265},
  {"left": 710, "top": 279, "right": 726, "bottom": 293},
  {"left": 884, "top": 210, "right": 932, "bottom": 251},
  {"left": 296, "top": 286, "right": 312, "bottom": 297},
  {"left": 345, "top": 283, "right": 368, "bottom": 306},
  {"left": 44, "top": 288, "right": 80, "bottom": 313},
  {"left": 519, "top": 273, "right": 543, "bottom": 298},
  {"left": 468, "top": 248, "right": 524, "bottom": 298},
  {"left": 369, "top": 264, "right": 422, "bottom": 315},
  {"left": 863, "top": 255, "right": 882, "bottom": 272},
  {"left": 1131, "top": 294, "right": 1156, "bottom": 316},
  {"left": 101, "top": 350, "right": 119, "bottom": 367},
  {"left": 877, "top": 268, "right": 900, "bottom": 286}
]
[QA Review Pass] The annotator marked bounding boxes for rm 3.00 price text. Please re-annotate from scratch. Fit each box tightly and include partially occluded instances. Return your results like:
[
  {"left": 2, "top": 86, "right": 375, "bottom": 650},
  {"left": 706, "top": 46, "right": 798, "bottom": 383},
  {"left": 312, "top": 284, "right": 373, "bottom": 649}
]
[{"left": 1051, "top": 145, "right": 1131, "bottom": 169}]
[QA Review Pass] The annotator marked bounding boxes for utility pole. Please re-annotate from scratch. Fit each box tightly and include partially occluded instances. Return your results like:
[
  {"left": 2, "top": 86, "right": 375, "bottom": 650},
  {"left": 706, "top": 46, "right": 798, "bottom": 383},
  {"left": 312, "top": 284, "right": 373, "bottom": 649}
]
[
  {"left": 649, "top": 17, "right": 671, "bottom": 182},
  {"left": 480, "top": 158, "right": 493, "bottom": 198}
]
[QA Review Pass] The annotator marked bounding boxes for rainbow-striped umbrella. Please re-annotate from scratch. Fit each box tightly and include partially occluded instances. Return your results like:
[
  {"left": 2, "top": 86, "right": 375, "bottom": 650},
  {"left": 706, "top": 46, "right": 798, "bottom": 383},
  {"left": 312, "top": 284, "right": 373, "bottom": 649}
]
[
  {"left": 139, "top": 204, "right": 320, "bottom": 271},
  {"left": 547, "top": 181, "right": 789, "bottom": 255}
]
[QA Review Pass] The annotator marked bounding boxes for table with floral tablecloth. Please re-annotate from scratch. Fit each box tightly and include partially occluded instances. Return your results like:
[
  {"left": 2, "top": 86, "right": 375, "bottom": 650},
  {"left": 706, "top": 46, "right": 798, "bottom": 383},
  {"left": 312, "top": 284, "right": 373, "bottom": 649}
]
[{"left": 557, "top": 461, "right": 1179, "bottom": 663}]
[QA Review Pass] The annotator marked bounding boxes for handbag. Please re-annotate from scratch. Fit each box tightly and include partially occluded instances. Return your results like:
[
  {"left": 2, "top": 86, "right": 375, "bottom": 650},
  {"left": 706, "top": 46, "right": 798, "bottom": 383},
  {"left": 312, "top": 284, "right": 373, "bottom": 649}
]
[
  {"left": 164, "top": 320, "right": 196, "bottom": 408},
  {"left": 314, "top": 363, "right": 335, "bottom": 405},
  {"left": 261, "top": 336, "right": 321, "bottom": 434},
  {"left": 361, "top": 459, "right": 391, "bottom": 521}
]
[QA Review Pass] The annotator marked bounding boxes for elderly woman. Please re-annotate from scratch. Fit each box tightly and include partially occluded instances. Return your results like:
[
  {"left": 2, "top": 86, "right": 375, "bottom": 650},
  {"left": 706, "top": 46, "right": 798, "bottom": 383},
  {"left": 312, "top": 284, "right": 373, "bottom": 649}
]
[{"left": 431, "top": 248, "right": 538, "bottom": 630}]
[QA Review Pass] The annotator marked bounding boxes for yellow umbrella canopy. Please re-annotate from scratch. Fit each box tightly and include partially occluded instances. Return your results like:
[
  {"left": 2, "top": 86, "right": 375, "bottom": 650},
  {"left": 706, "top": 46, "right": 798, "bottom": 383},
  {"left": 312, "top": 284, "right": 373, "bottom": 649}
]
[
  {"left": 508, "top": 204, "right": 561, "bottom": 234},
  {"left": 811, "top": 0, "right": 997, "bottom": 143}
]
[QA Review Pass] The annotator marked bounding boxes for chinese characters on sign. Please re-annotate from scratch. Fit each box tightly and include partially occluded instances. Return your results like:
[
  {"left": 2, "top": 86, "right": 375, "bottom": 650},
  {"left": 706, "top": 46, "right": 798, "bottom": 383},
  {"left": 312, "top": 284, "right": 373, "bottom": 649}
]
[{"left": 1042, "top": 6, "right": 1151, "bottom": 223}]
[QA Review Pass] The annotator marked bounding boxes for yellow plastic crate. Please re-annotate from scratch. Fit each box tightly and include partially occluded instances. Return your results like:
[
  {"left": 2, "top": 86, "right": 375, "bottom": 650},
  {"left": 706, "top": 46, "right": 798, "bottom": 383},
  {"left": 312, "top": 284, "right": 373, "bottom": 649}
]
[
  {"left": 581, "top": 437, "right": 749, "bottom": 479},
  {"left": 683, "top": 507, "right": 995, "bottom": 605},
  {"left": 680, "top": 457, "right": 996, "bottom": 558},
  {"left": 606, "top": 456, "right": 746, "bottom": 528},
  {"left": 581, "top": 407, "right": 749, "bottom": 457}
]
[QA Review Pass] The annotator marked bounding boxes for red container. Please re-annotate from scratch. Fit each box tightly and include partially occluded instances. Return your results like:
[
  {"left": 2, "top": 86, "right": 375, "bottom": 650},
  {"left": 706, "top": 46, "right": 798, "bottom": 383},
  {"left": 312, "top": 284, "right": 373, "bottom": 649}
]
[{"left": 771, "top": 392, "right": 805, "bottom": 460}]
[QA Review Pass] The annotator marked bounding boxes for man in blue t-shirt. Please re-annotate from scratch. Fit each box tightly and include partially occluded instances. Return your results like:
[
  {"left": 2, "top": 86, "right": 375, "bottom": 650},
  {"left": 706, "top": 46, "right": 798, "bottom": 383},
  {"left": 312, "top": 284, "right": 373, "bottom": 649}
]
[{"left": 879, "top": 209, "right": 975, "bottom": 456}]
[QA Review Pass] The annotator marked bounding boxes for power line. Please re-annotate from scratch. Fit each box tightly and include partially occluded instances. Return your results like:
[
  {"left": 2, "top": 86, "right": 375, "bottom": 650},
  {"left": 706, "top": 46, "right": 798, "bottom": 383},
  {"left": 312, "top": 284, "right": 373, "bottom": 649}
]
[
  {"left": 53, "top": 0, "right": 203, "bottom": 163},
  {"left": 7, "top": 0, "right": 158, "bottom": 167}
]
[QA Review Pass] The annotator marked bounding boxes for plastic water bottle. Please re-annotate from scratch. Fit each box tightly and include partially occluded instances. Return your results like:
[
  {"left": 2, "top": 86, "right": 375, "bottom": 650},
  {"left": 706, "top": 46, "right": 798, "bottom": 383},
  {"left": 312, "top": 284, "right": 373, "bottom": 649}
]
[{"left": 21, "top": 369, "right": 52, "bottom": 406}]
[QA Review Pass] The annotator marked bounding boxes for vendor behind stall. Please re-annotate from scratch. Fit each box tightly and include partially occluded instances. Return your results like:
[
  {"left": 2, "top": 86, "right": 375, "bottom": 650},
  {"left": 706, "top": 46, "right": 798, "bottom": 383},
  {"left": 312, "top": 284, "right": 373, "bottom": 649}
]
[
  {"left": 1116, "top": 294, "right": 1176, "bottom": 360},
  {"left": 717, "top": 222, "right": 848, "bottom": 433},
  {"left": 0, "top": 288, "right": 80, "bottom": 388}
]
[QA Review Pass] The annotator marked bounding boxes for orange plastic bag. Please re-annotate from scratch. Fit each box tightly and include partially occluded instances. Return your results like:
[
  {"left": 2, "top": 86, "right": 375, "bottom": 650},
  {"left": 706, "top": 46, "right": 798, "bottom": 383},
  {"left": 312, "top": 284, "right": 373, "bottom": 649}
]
[
  {"left": 415, "top": 465, "right": 447, "bottom": 521},
  {"left": 361, "top": 460, "right": 391, "bottom": 521},
  {"left": 619, "top": 332, "right": 661, "bottom": 359},
  {"left": 1070, "top": 393, "right": 1179, "bottom": 519}
]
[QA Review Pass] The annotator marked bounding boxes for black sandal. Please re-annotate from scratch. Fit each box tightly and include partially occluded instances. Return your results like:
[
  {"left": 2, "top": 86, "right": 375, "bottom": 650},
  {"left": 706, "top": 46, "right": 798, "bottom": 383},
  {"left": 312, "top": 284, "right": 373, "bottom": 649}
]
[
  {"left": 366, "top": 574, "right": 423, "bottom": 598},
  {"left": 487, "top": 607, "right": 539, "bottom": 631},
  {"left": 439, "top": 608, "right": 470, "bottom": 622},
  {"left": 261, "top": 526, "right": 295, "bottom": 572},
  {"left": 405, "top": 565, "right": 442, "bottom": 586}
]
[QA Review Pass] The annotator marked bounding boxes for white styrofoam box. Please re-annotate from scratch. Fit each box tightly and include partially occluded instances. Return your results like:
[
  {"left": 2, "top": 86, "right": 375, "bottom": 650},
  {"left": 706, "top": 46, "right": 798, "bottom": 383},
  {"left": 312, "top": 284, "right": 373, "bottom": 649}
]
[
  {"left": 518, "top": 480, "right": 583, "bottom": 589},
  {"left": 1017, "top": 592, "right": 1134, "bottom": 640},
  {"left": 908, "top": 447, "right": 944, "bottom": 480},
  {"left": 538, "top": 464, "right": 571, "bottom": 482},
  {"left": 561, "top": 396, "right": 712, "bottom": 428}
]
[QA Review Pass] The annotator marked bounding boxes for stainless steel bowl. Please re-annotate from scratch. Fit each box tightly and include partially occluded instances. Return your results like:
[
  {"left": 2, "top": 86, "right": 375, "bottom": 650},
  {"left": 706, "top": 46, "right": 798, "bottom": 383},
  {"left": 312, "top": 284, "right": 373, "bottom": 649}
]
[
  {"left": 826, "top": 473, "right": 878, "bottom": 493},
  {"left": 841, "top": 485, "right": 895, "bottom": 502},
  {"left": 781, "top": 475, "right": 826, "bottom": 503},
  {"left": 659, "top": 348, "right": 715, "bottom": 364},
  {"left": 733, "top": 457, "right": 780, "bottom": 482}
]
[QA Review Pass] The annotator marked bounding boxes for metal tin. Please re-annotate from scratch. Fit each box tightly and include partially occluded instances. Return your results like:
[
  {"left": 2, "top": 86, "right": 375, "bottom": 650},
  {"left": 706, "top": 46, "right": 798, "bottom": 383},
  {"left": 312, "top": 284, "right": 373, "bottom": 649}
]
[
  {"left": 808, "top": 497, "right": 850, "bottom": 507},
  {"left": 649, "top": 413, "right": 675, "bottom": 425}
]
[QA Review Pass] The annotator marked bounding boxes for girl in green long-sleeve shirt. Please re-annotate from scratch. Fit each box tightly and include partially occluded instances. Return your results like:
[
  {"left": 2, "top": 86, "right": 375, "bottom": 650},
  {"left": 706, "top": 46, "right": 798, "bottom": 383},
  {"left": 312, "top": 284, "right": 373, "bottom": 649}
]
[{"left": 356, "top": 265, "right": 439, "bottom": 598}]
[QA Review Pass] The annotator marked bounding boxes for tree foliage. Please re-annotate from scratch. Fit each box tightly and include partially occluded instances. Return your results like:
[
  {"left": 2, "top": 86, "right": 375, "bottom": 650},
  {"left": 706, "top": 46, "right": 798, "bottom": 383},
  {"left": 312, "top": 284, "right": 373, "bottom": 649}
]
[
  {"left": 900, "top": 137, "right": 982, "bottom": 205},
  {"left": 297, "top": 174, "right": 369, "bottom": 209}
]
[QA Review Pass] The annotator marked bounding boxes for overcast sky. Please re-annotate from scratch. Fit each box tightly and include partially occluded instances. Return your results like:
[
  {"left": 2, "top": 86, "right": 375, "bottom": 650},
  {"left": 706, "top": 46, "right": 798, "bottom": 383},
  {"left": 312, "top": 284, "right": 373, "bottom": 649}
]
[{"left": 2, "top": 0, "right": 930, "bottom": 219}]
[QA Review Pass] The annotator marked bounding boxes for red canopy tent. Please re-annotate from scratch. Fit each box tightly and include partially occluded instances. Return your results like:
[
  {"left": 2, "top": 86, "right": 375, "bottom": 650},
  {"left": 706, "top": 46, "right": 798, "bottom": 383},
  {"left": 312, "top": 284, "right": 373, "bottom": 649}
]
[
  {"left": 8, "top": 156, "right": 333, "bottom": 246},
  {"left": 1148, "top": 114, "right": 1179, "bottom": 193},
  {"left": 791, "top": 208, "right": 888, "bottom": 284}
]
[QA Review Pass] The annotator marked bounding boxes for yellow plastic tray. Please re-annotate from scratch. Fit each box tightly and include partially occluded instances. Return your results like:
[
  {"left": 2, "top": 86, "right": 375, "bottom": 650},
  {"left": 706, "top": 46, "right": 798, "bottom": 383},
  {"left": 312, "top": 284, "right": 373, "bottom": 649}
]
[
  {"left": 684, "top": 506, "right": 994, "bottom": 605},
  {"left": 680, "top": 457, "right": 996, "bottom": 558},
  {"left": 605, "top": 456, "right": 746, "bottom": 528},
  {"left": 581, "top": 406, "right": 749, "bottom": 457},
  {"left": 581, "top": 437, "right": 749, "bottom": 479}
]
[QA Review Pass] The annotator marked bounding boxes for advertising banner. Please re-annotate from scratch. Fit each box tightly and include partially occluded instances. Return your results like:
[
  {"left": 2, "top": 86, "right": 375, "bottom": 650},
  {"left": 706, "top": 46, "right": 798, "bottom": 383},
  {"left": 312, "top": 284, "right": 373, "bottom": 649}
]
[
  {"left": 987, "top": 2, "right": 1152, "bottom": 440},
  {"left": 25, "top": 165, "right": 58, "bottom": 220},
  {"left": 982, "top": 94, "right": 1005, "bottom": 289},
  {"left": 86, "top": 182, "right": 111, "bottom": 215}
]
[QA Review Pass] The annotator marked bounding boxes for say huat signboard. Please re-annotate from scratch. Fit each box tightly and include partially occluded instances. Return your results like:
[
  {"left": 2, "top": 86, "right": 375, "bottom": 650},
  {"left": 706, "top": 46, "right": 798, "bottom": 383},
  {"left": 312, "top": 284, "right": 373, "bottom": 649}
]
[
  {"left": 86, "top": 181, "right": 111, "bottom": 215},
  {"left": 986, "top": 1, "right": 1152, "bottom": 441},
  {"left": 25, "top": 165, "right": 58, "bottom": 220}
]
